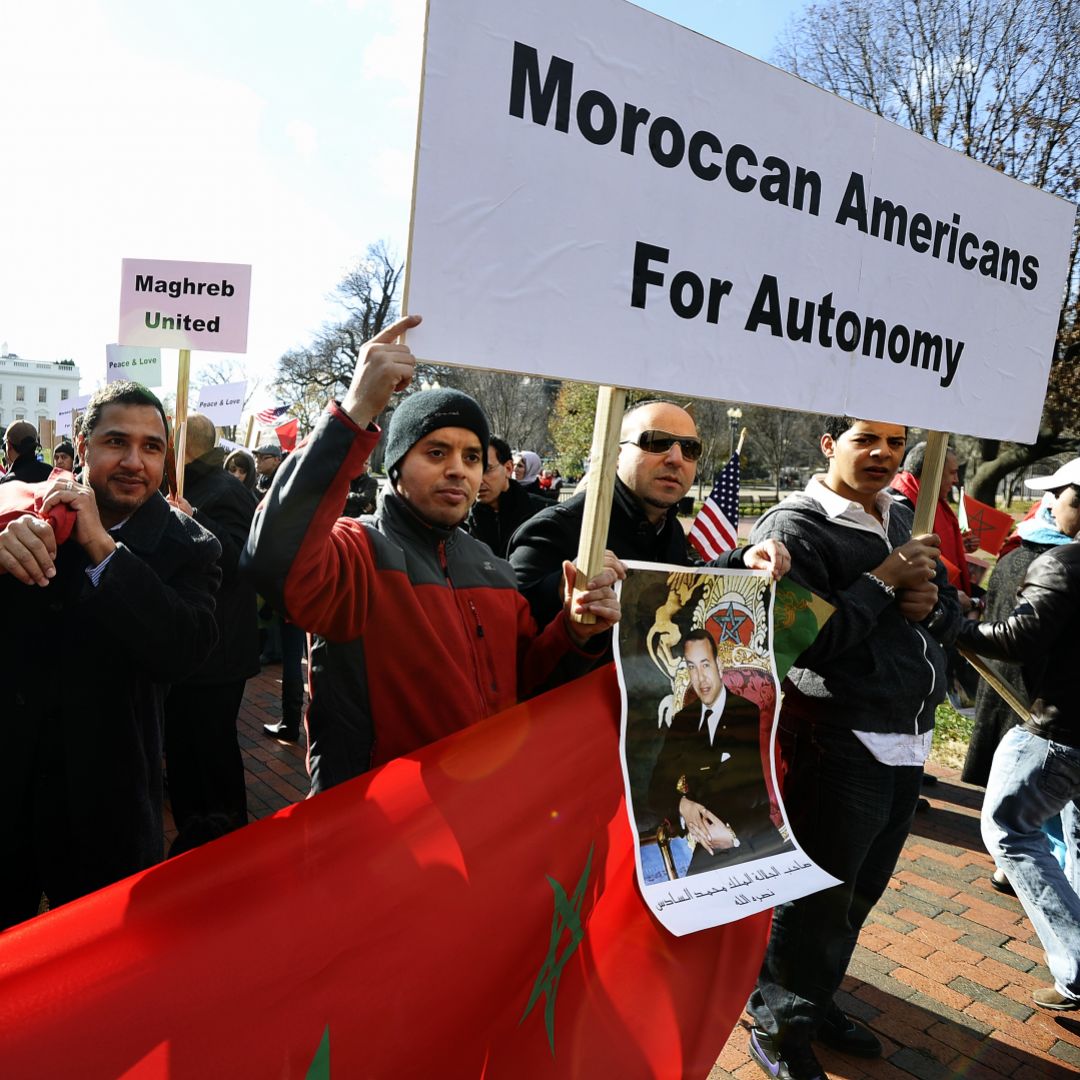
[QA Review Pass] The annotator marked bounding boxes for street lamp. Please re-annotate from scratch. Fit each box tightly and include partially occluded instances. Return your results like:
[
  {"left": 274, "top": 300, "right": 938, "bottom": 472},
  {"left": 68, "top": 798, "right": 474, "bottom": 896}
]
[{"left": 726, "top": 406, "right": 743, "bottom": 456}]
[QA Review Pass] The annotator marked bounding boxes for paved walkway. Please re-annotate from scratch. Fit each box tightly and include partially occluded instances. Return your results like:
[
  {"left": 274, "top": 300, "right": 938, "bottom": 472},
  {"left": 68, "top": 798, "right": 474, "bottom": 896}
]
[{"left": 189, "top": 668, "right": 1080, "bottom": 1079}]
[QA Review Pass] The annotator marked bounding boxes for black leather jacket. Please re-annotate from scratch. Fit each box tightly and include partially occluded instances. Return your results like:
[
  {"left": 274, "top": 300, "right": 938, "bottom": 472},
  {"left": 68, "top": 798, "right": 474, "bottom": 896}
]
[{"left": 959, "top": 541, "right": 1080, "bottom": 747}]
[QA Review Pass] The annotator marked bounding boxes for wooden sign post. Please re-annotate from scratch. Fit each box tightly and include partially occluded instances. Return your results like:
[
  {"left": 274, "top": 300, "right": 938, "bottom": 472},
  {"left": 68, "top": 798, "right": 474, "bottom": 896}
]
[
  {"left": 571, "top": 385, "right": 627, "bottom": 624},
  {"left": 243, "top": 415, "right": 255, "bottom": 448},
  {"left": 174, "top": 349, "right": 191, "bottom": 499}
]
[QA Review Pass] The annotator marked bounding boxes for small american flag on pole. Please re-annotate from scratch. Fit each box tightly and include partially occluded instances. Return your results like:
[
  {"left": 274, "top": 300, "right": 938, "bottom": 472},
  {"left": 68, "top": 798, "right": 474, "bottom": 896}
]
[
  {"left": 255, "top": 404, "right": 289, "bottom": 427},
  {"left": 688, "top": 453, "right": 740, "bottom": 561}
]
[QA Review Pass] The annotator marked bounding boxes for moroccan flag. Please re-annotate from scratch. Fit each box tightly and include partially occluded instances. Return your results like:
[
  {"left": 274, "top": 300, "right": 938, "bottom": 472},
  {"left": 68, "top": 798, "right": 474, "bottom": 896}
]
[
  {"left": 0, "top": 668, "right": 769, "bottom": 1077},
  {"left": 0, "top": 473, "right": 77, "bottom": 546},
  {"left": 959, "top": 489, "right": 1014, "bottom": 555},
  {"left": 0, "top": 583, "right": 826, "bottom": 1078},
  {"left": 275, "top": 417, "right": 299, "bottom": 454}
]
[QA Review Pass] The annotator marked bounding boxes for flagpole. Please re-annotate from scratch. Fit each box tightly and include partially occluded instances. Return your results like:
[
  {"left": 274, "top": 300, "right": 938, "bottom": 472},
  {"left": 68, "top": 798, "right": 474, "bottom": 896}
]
[
  {"left": 243, "top": 415, "right": 254, "bottom": 448},
  {"left": 572, "top": 385, "right": 626, "bottom": 624},
  {"left": 736, "top": 427, "right": 747, "bottom": 456}
]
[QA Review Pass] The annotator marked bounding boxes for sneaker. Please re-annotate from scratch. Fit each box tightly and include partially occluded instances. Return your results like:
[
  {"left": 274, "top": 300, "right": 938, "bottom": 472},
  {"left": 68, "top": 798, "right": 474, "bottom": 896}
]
[
  {"left": 1032, "top": 986, "right": 1080, "bottom": 1011},
  {"left": 748, "top": 1027, "right": 828, "bottom": 1080},
  {"left": 817, "top": 1006, "right": 882, "bottom": 1057}
]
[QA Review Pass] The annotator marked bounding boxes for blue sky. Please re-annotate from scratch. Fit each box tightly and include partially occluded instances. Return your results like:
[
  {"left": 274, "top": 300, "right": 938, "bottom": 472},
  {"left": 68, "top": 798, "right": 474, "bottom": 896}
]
[{"left": 0, "top": 0, "right": 806, "bottom": 405}]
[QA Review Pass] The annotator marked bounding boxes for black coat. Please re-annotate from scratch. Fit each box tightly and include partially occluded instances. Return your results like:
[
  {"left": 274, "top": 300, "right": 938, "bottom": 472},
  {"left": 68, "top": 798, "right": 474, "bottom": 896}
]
[
  {"left": 467, "top": 479, "right": 548, "bottom": 559},
  {"left": 181, "top": 448, "right": 260, "bottom": 684},
  {"left": 959, "top": 541, "right": 1080, "bottom": 750},
  {"left": 0, "top": 492, "right": 220, "bottom": 922},
  {"left": 509, "top": 476, "right": 741, "bottom": 631},
  {"left": 961, "top": 540, "right": 1050, "bottom": 785},
  {"left": 0, "top": 454, "right": 53, "bottom": 485}
]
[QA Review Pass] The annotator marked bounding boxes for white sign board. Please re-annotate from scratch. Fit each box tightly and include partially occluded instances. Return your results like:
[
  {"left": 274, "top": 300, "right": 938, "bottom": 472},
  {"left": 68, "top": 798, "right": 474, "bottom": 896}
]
[
  {"left": 118, "top": 258, "right": 252, "bottom": 353},
  {"left": 406, "top": 0, "right": 1075, "bottom": 441},
  {"left": 106, "top": 343, "right": 162, "bottom": 386},
  {"left": 56, "top": 394, "right": 91, "bottom": 438},
  {"left": 196, "top": 381, "right": 247, "bottom": 427}
]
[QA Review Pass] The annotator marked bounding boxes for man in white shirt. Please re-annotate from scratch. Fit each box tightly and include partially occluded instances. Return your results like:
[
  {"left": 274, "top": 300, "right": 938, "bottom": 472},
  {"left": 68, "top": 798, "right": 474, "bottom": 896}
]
[{"left": 743, "top": 417, "right": 959, "bottom": 1080}]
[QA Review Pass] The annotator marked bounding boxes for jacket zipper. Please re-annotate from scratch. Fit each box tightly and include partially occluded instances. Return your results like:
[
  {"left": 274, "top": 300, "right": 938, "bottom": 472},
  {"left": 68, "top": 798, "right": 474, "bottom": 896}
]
[{"left": 439, "top": 540, "right": 492, "bottom": 714}]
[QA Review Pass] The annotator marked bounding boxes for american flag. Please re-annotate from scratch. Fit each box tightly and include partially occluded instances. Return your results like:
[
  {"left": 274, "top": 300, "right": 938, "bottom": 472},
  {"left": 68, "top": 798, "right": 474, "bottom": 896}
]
[
  {"left": 254, "top": 404, "right": 289, "bottom": 427},
  {"left": 688, "top": 453, "right": 740, "bottom": 561}
]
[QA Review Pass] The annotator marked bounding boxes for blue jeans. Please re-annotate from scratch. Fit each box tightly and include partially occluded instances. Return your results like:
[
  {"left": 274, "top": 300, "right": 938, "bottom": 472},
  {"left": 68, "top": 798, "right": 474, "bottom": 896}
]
[
  {"left": 982, "top": 726, "right": 1080, "bottom": 999},
  {"left": 748, "top": 718, "right": 923, "bottom": 1048}
]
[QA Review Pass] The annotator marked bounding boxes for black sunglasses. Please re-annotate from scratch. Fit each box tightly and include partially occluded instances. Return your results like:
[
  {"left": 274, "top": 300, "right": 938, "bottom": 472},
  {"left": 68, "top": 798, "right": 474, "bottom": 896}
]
[{"left": 620, "top": 429, "right": 702, "bottom": 462}]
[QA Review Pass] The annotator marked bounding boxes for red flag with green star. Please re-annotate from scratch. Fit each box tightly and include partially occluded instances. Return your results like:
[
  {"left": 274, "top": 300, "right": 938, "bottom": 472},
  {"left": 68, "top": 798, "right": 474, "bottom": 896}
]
[{"left": 0, "top": 582, "right": 828, "bottom": 1078}]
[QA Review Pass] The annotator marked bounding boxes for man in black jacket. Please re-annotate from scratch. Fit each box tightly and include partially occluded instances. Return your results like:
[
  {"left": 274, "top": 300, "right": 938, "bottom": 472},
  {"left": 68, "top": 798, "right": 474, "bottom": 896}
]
[
  {"left": 0, "top": 421, "right": 53, "bottom": 485},
  {"left": 745, "top": 416, "right": 959, "bottom": 1080},
  {"left": 959, "top": 486, "right": 1080, "bottom": 1012},
  {"left": 508, "top": 401, "right": 789, "bottom": 634},
  {"left": 164, "top": 413, "right": 260, "bottom": 846},
  {"left": 468, "top": 435, "right": 548, "bottom": 558},
  {"left": 0, "top": 382, "right": 220, "bottom": 927}
]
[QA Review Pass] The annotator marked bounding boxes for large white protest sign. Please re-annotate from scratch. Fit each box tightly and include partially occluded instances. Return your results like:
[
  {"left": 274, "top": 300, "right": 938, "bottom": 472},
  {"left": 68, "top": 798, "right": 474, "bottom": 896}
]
[
  {"left": 196, "top": 381, "right": 247, "bottom": 427},
  {"left": 118, "top": 259, "right": 252, "bottom": 353},
  {"left": 106, "top": 343, "right": 161, "bottom": 386},
  {"left": 56, "top": 394, "right": 91, "bottom": 438},
  {"left": 406, "top": 0, "right": 1075, "bottom": 441}
]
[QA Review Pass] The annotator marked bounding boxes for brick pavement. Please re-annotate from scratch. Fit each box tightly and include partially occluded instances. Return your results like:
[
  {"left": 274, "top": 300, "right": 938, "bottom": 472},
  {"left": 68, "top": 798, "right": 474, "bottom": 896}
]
[
  {"left": 709, "top": 768, "right": 1080, "bottom": 1080},
  {"left": 180, "top": 672, "right": 1080, "bottom": 1078}
]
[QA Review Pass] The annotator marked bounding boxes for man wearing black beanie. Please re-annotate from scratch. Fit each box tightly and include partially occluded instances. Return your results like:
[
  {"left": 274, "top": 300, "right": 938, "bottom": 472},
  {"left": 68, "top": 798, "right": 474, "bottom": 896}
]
[{"left": 243, "top": 315, "right": 623, "bottom": 795}]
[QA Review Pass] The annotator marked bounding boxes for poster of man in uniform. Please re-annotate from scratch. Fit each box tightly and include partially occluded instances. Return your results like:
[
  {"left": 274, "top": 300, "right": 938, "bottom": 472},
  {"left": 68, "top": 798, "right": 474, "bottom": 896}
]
[{"left": 616, "top": 563, "right": 838, "bottom": 935}]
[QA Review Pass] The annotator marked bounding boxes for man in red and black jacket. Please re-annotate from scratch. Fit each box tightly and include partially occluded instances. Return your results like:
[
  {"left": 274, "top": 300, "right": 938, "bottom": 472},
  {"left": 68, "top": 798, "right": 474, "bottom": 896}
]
[{"left": 242, "top": 315, "right": 623, "bottom": 794}]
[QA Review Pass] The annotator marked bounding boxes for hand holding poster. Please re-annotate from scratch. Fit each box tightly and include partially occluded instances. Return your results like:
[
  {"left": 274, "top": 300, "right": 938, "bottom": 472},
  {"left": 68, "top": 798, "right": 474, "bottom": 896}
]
[{"left": 616, "top": 567, "right": 836, "bottom": 935}]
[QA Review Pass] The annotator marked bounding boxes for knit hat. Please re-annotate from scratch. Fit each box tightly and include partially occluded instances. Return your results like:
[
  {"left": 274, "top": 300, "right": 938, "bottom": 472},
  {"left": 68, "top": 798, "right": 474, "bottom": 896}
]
[{"left": 383, "top": 388, "right": 490, "bottom": 474}]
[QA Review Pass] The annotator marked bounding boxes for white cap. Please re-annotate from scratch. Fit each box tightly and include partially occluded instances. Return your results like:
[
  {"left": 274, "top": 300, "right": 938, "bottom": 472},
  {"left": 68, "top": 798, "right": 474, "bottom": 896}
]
[{"left": 1024, "top": 458, "right": 1080, "bottom": 491}]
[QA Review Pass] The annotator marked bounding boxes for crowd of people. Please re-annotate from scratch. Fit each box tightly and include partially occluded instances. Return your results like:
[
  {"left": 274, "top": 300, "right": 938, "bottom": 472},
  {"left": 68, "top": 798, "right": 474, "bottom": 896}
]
[{"left": 0, "top": 316, "right": 1076, "bottom": 1080}]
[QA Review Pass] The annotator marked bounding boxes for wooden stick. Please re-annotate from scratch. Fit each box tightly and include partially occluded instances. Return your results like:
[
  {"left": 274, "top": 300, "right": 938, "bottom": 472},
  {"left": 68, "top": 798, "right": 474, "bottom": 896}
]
[
  {"left": 958, "top": 648, "right": 1030, "bottom": 722},
  {"left": 912, "top": 430, "right": 949, "bottom": 536},
  {"left": 243, "top": 415, "right": 254, "bottom": 448},
  {"left": 571, "top": 385, "right": 627, "bottom": 624},
  {"left": 175, "top": 349, "right": 191, "bottom": 500},
  {"left": 736, "top": 427, "right": 747, "bottom": 456}
]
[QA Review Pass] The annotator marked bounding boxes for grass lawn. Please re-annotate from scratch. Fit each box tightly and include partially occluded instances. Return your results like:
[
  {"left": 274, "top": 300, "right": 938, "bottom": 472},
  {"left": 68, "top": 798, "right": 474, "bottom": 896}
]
[{"left": 931, "top": 701, "right": 975, "bottom": 770}]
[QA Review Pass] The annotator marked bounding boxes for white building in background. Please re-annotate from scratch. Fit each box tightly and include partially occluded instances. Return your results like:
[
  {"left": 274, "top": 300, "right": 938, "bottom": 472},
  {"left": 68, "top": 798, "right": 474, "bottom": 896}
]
[{"left": 0, "top": 348, "right": 82, "bottom": 434}]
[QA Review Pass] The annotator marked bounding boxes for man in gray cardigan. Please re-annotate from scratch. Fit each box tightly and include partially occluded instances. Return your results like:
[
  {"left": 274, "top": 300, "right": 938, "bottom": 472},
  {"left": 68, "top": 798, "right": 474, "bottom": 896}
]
[{"left": 745, "top": 417, "right": 960, "bottom": 1080}]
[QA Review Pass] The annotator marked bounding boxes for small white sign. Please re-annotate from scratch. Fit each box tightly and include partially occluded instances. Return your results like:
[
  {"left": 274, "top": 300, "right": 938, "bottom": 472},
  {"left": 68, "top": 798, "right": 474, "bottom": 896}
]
[
  {"left": 118, "top": 258, "right": 252, "bottom": 353},
  {"left": 106, "top": 343, "right": 162, "bottom": 386},
  {"left": 196, "top": 381, "right": 247, "bottom": 427},
  {"left": 56, "top": 394, "right": 92, "bottom": 438}
]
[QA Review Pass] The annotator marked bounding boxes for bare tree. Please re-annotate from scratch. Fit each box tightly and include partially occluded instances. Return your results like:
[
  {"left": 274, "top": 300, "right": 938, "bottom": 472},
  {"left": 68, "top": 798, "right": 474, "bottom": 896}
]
[
  {"left": 739, "top": 407, "right": 823, "bottom": 496},
  {"left": 776, "top": 0, "right": 1080, "bottom": 502},
  {"left": 436, "top": 368, "right": 559, "bottom": 451},
  {"left": 272, "top": 241, "right": 404, "bottom": 432}
]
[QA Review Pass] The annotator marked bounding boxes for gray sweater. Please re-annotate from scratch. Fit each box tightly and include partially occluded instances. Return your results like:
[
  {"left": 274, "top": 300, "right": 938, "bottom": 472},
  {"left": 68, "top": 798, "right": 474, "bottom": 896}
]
[{"left": 750, "top": 492, "right": 959, "bottom": 734}]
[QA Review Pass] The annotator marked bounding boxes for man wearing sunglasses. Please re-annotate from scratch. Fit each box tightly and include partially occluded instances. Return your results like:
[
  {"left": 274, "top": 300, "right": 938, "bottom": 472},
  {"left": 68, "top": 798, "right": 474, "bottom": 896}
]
[{"left": 508, "top": 400, "right": 790, "bottom": 635}]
